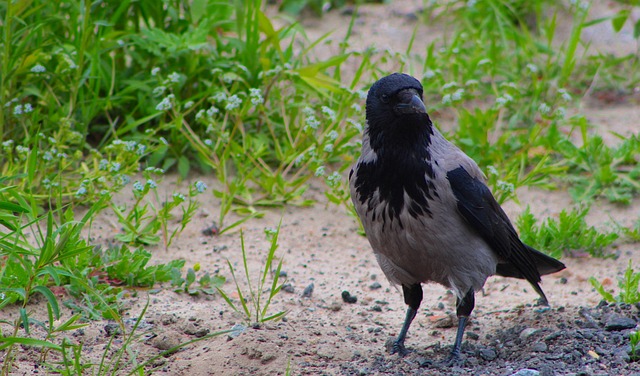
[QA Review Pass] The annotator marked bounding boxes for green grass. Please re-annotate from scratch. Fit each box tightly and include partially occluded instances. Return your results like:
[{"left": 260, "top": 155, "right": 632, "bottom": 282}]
[{"left": 1, "top": 0, "right": 640, "bottom": 373}]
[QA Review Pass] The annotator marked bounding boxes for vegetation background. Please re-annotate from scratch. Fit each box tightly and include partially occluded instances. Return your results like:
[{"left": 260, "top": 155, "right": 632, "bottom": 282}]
[{"left": 1, "top": 0, "right": 640, "bottom": 374}]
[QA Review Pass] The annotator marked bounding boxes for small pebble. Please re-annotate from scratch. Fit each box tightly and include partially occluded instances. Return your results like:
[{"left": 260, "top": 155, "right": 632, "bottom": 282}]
[
  {"left": 605, "top": 316, "right": 637, "bottom": 331},
  {"left": 227, "top": 323, "right": 246, "bottom": 340},
  {"left": 282, "top": 283, "right": 295, "bottom": 293},
  {"left": 302, "top": 283, "right": 314, "bottom": 298},
  {"left": 104, "top": 323, "right": 120, "bottom": 337},
  {"left": 478, "top": 348, "right": 497, "bottom": 361},
  {"left": 531, "top": 342, "right": 548, "bottom": 352},
  {"left": 509, "top": 369, "right": 540, "bottom": 376},
  {"left": 342, "top": 290, "right": 358, "bottom": 304},
  {"left": 369, "top": 282, "right": 382, "bottom": 290},
  {"left": 519, "top": 328, "right": 540, "bottom": 342}
]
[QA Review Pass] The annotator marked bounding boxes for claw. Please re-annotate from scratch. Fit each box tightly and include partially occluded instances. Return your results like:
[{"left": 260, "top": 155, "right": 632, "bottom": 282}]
[{"left": 390, "top": 340, "right": 410, "bottom": 357}]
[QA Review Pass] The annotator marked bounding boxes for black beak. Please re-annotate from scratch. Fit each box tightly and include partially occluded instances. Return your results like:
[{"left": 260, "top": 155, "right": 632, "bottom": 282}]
[{"left": 394, "top": 90, "right": 427, "bottom": 115}]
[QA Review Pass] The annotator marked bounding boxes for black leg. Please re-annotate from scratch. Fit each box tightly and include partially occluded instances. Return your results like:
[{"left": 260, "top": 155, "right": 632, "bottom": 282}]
[
  {"left": 448, "top": 288, "right": 475, "bottom": 363},
  {"left": 391, "top": 283, "right": 423, "bottom": 356}
]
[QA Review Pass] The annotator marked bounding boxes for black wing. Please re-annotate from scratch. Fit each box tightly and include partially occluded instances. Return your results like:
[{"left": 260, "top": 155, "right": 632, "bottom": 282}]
[{"left": 446, "top": 166, "right": 563, "bottom": 303}]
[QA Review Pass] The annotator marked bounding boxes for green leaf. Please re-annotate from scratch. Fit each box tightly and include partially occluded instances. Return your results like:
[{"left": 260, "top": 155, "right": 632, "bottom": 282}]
[
  {"left": 178, "top": 155, "right": 190, "bottom": 178},
  {"left": 612, "top": 9, "right": 630, "bottom": 33},
  {"left": 191, "top": 0, "right": 208, "bottom": 23},
  {"left": 0, "top": 337, "right": 62, "bottom": 351},
  {"left": 589, "top": 277, "right": 615, "bottom": 302},
  {"left": 33, "top": 286, "right": 60, "bottom": 320}
]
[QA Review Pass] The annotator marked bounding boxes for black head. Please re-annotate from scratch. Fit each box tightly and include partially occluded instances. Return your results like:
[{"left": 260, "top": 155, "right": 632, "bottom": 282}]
[{"left": 365, "top": 73, "right": 432, "bottom": 149}]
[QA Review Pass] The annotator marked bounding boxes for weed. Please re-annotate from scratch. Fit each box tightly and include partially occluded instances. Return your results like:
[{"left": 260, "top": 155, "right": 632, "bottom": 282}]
[
  {"left": 217, "top": 224, "right": 287, "bottom": 324},
  {"left": 516, "top": 205, "right": 619, "bottom": 259},
  {"left": 111, "top": 171, "right": 206, "bottom": 250},
  {"left": 590, "top": 261, "right": 640, "bottom": 304}
]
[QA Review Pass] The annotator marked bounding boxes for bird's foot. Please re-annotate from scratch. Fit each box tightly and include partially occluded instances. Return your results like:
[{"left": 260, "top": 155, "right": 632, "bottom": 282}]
[
  {"left": 386, "top": 337, "right": 410, "bottom": 357},
  {"left": 444, "top": 349, "right": 463, "bottom": 367}
]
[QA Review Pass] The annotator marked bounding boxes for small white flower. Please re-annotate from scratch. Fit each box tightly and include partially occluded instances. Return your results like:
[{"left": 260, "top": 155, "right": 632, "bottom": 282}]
[
  {"left": 321, "top": 106, "right": 336, "bottom": 121},
  {"left": 146, "top": 179, "right": 157, "bottom": 189},
  {"left": 555, "top": 107, "right": 566, "bottom": 118},
  {"left": 43, "top": 151, "right": 53, "bottom": 161},
  {"left": 451, "top": 88, "right": 464, "bottom": 101},
  {"left": 305, "top": 115, "right": 320, "bottom": 130},
  {"left": 423, "top": 70, "right": 436, "bottom": 79},
  {"left": 168, "top": 72, "right": 181, "bottom": 83},
  {"left": 133, "top": 181, "right": 144, "bottom": 191},
  {"left": 526, "top": 63, "right": 538, "bottom": 73},
  {"left": 204, "top": 139, "right": 213, "bottom": 146},
  {"left": 13, "top": 105, "right": 22, "bottom": 115},
  {"left": 110, "top": 162, "right": 121, "bottom": 172},
  {"left": 326, "top": 171, "right": 342, "bottom": 188},
  {"left": 294, "top": 153, "right": 306, "bottom": 166},
  {"left": 156, "top": 96, "right": 173, "bottom": 111},
  {"left": 323, "top": 143, "right": 334, "bottom": 153},
  {"left": 224, "top": 94, "right": 242, "bottom": 111},
  {"left": 478, "top": 58, "right": 491, "bottom": 66},
  {"left": 75, "top": 186, "right": 87, "bottom": 197},
  {"left": 442, "top": 94, "right": 452, "bottom": 105},
  {"left": 31, "top": 64, "right": 46, "bottom": 73},
  {"left": 183, "top": 100, "right": 194, "bottom": 109},
  {"left": 152, "top": 86, "right": 167, "bottom": 96},
  {"left": 194, "top": 181, "right": 207, "bottom": 193},
  {"left": 351, "top": 103, "right": 362, "bottom": 112},
  {"left": 211, "top": 91, "right": 227, "bottom": 102},
  {"left": 151, "top": 67, "right": 160, "bottom": 76},
  {"left": 249, "top": 88, "right": 263, "bottom": 105},
  {"left": 136, "top": 144, "right": 146, "bottom": 155},
  {"left": 206, "top": 106, "right": 219, "bottom": 117},
  {"left": 465, "top": 79, "right": 479, "bottom": 86},
  {"left": 195, "top": 109, "right": 205, "bottom": 120},
  {"left": 452, "top": 47, "right": 460, "bottom": 54},
  {"left": 496, "top": 94, "right": 514, "bottom": 106},
  {"left": 558, "top": 88, "right": 572, "bottom": 102},
  {"left": 125, "top": 140, "right": 137, "bottom": 151},
  {"left": 2, "top": 140, "right": 14, "bottom": 148},
  {"left": 497, "top": 180, "right": 515, "bottom": 195},
  {"left": 487, "top": 166, "right": 499, "bottom": 176},
  {"left": 538, "top": 103, "right": 551, "bottom": 115},
  {"left": 347, "top": 119, "right": 363, "bottom": 133},
  {"left": 302, "top": 106, "right": 315, "bottom": 116},
  {"left": 23, "top": 103, "right": 33, "bottom": 113},
  {"left": 442, "top": 81, "right": 458, "bottom": 90},
  {"left": 173, "top": 192, "right": 186, "bottom": 202},
  {"left": 159, "top": 137, "right": 168, "bottom": 145},
  {"left": 467, "top": 0, "right": 477, "bottom": 7},
  {"left": 314, "top": 166, "right": 326, "bottom": 177},
  {"left": 356, "top": 90, "right": 367, "bottom": 100},
  {"left": 117, "top": 39, "right": 125, "bottom": 46},
  {"left": 327, "top": 130, "right": 339, "bottom": 140}
]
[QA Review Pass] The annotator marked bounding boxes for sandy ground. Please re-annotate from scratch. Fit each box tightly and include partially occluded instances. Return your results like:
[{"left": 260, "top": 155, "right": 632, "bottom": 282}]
[{"left": 3, "top": 1, "right": 640, "bottom": 375}]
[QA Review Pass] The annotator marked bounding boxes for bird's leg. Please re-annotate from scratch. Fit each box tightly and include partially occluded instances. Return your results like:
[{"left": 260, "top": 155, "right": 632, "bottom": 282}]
[
  {"left": 391, "top": 283, "right": 423, "bottom": 356},
  {"left": 448, "top": 288, "right": 475, "bottom": 363}
]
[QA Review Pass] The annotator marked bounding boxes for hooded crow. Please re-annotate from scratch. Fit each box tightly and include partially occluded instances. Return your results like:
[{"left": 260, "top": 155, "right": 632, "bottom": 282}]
[{"left": 349, "top": 73, "right": 565, "bottom": 361}]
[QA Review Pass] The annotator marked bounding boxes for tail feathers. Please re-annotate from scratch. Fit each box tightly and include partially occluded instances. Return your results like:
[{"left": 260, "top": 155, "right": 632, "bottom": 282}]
[{"left": 495, "top": 245, "right": 566, "bottom": 304}]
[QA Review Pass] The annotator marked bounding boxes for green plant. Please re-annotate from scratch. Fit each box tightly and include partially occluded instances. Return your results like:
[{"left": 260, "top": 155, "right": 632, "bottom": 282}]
[
  {"left": 171, "top": 262, "right": 226, "bottom": 296},
  {"left": 630, "top": 330, "right": 640, "bottom": 362},
  {"left": 516, "top": 205, "right": 619, "bottom": 259},
  {"left": 111, "top": 171, "right": 206, "bottom": 249},
  {"left": 590, "top": 261, "right": 640, "bottom": 304},
  {"left": 217, "top": 224, "right": 287, "bottom": 324}
]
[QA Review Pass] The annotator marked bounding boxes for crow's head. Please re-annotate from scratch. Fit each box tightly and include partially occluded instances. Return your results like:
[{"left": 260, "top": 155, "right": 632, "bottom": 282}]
[{"left": 365, "top": 73, "right": 431, "bottom": 148}]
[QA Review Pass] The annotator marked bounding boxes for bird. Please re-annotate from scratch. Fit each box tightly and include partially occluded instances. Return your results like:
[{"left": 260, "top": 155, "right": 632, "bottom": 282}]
[{"left": 349, "top": 73, "right": 566, "bottom": 362}]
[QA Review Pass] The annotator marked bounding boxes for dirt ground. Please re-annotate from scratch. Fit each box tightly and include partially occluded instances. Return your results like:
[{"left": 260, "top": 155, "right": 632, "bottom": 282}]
[{"left": 4, "top": 1, "right": 640, "bottom": 375}]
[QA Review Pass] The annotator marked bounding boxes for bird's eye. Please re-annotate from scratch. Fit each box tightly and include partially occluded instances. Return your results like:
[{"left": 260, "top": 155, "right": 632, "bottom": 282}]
[{"left": 380, "top": 94, "right": 389, "bottom": 103}]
